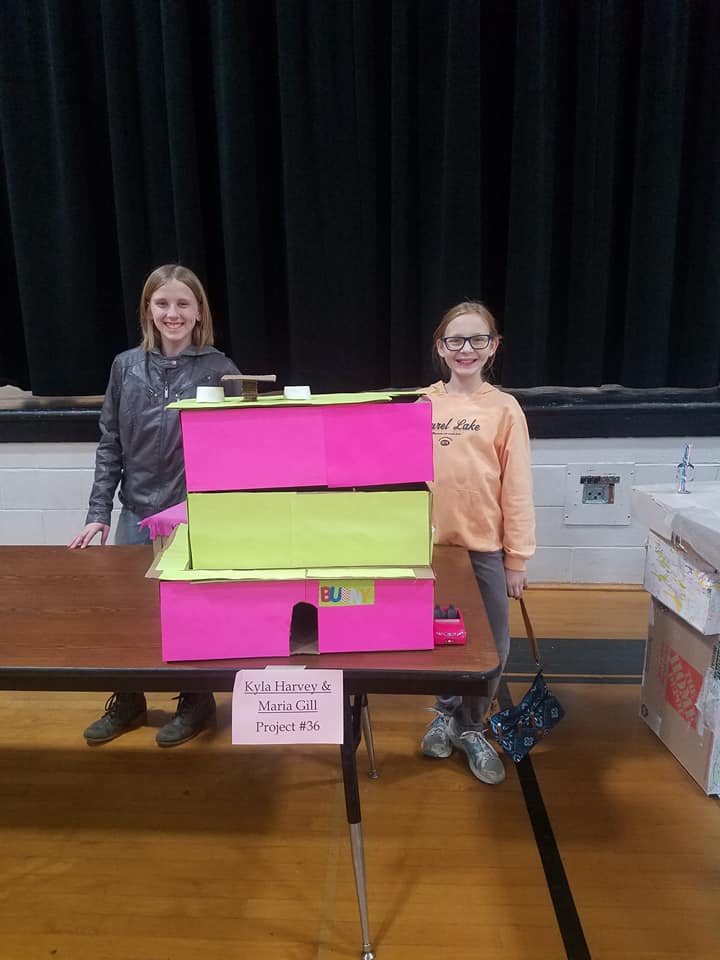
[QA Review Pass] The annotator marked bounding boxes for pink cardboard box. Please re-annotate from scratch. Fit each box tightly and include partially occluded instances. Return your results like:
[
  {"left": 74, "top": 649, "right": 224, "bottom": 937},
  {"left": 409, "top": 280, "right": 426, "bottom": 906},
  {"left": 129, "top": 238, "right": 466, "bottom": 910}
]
[
  {"left": 159, "top": 575, "right": 435, "bottom": 662},
  {"left": 180, "top": 400, "right": 433, "bottom": 492}
]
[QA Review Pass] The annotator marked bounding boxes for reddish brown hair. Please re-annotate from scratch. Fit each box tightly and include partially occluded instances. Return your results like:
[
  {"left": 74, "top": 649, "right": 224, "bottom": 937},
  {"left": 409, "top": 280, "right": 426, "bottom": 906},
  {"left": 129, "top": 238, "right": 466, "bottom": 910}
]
[{"left": 432, "top": 301, "right": 502, "bottom": 380}]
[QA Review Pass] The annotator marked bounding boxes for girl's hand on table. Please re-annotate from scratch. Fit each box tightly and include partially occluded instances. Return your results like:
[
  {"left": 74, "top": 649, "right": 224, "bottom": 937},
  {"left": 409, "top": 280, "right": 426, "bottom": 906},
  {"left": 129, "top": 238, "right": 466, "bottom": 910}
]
[{"left": 68, "top": 523, "right": 110, "bottom": 549}]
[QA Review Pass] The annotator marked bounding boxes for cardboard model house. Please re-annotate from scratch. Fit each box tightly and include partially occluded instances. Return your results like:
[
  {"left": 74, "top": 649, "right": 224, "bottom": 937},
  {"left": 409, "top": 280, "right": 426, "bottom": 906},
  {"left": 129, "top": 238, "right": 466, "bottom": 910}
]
[{"left": 148, "top": 391, "right": 435, "bottom": 661}]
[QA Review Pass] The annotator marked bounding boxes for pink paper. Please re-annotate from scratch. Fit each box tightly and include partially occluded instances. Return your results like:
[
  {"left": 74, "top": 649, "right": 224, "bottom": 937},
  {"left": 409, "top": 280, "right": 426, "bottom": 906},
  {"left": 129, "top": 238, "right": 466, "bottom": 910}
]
[
  {"left": 180, "top": 401, "right": 433, "bottom": 493},
  {"left": 139, "top": 501, "right": 188, "bottom": 539},
  {"left": 324, "top": 403, "right": 433, "bottom": 487},
  {"left": 181, "top": 407, "right": 327, "bottom": 491},
  {"left": 232, "top": 669, "right": 343, "bottom": 744},
  {"left": 160, "top": 580, "right": 305, "bottom": 661},
  {"left": 315, "top": 579, "right": 435, "bottom": 653},
  {"left": 159, "top": 576, "right": 434, "bottom": 662}
]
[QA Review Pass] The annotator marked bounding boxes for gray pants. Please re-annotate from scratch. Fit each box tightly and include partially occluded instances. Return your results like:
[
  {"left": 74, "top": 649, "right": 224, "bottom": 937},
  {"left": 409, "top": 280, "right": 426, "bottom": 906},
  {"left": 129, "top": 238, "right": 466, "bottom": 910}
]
[{"left": 435, "top": 549, "right": 510, "bottom": 732}]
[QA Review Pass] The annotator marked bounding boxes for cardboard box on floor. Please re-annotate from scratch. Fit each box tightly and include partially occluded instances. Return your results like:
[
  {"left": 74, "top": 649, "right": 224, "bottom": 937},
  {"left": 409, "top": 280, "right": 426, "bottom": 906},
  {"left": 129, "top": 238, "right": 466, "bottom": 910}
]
[
  {"left": 631, "top": 482, "right": 720, "bottom": 571},
  {"left": 633, "top": 482, "right": 720, "bottom": 634},
  {"left": 643, "top": 531, "right": 720, "bottom": 635},
  {"left": 640, "top": 598, "right": 720, "bottom": 795}
]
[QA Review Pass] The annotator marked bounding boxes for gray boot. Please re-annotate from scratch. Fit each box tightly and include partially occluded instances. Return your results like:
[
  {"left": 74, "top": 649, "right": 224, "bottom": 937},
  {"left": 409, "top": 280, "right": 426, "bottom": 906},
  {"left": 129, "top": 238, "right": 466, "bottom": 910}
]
[
  {"left": 156, "top": 693, "right": 216, "bottom": 747},
  {"left": 84, "top": 692, "right": 147, "bottom": 744}
]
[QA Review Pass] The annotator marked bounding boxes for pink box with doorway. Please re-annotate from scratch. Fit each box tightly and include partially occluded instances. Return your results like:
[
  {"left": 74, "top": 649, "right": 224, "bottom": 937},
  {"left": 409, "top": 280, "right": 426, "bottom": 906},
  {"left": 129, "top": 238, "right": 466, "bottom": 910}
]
[
  {"left": 158, "top": 575, "right": 435, "bottom": 662},
  {"left": 179, "top": 400, "right": 433, "bottom": 492}
]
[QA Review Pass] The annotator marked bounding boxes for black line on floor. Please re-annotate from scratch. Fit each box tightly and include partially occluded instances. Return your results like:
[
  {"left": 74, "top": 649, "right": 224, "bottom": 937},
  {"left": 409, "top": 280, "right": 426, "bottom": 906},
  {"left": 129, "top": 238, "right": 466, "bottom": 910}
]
[
  {"left": 505, "top": 636, "right": 644, "bottom": 678},
  {"left": 497, "top": 680, "right": 591, "bottom": 960},
  {"left": 503, "top": 672, "right": 641, "bottom": 685}
]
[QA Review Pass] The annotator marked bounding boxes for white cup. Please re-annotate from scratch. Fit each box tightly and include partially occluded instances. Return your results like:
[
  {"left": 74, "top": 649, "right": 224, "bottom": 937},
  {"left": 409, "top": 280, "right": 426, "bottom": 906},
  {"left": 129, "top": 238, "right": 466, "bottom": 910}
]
[
  {"left": 283, "top": 385, "right": 311, "bottom": 400},
  {"left": 196, "top": 386, "right": 225, "bottom": 403}
]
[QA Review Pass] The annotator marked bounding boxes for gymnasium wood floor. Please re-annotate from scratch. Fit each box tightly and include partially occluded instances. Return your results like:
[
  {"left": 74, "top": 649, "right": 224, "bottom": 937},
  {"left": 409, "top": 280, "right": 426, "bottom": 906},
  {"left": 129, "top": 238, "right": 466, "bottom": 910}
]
[{"left": 1, "top": 587, "right": 719, "bottom": 960}]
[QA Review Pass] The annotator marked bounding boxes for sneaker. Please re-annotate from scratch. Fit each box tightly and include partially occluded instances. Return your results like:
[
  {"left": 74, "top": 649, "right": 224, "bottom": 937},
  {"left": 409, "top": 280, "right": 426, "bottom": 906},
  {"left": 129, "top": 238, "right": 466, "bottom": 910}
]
[
  {"left": 448, "top": 717, "right": 506, "bottom": 784},
  {"left": 421, "top": 710, "right": 453, "bottom": 759},
  {"left": 84, "top": 692, "right": 147, "bottom": 744},
  {"left": 155, "top": 692, "right": 216, "bottom": 747}
]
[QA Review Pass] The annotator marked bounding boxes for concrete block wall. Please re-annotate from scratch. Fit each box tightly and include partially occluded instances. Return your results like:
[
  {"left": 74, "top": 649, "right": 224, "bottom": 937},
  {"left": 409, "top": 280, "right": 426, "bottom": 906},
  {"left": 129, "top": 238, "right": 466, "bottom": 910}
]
[
  {"left": 1, "top": 436, "right": 719, "bottom": 581},
  {"left": 527, "top": 437, "right": 720, "bottom": 583},
  {"left": 0, "top": 443, "right": 121, "bottom": 546}
]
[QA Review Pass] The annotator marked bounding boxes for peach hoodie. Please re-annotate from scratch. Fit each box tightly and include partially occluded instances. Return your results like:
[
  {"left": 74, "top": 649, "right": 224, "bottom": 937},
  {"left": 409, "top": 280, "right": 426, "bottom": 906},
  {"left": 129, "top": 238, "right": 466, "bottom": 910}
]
[{"left": 424, "top": 381, "right": 536, "bottom": 571}]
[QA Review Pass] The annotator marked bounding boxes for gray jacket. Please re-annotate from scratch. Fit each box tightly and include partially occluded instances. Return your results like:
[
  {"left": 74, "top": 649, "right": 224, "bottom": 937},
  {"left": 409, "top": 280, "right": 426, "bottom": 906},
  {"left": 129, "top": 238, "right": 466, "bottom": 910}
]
[{"left": 86, "top": 345, "right": 239, "bottom": 525}]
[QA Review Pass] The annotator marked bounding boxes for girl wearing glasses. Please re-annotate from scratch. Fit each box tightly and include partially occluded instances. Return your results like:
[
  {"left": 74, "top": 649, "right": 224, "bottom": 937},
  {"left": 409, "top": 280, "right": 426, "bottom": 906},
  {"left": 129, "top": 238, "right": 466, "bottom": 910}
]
[{"left": 422, "top": 301, "right": 535, "bottom": 784}]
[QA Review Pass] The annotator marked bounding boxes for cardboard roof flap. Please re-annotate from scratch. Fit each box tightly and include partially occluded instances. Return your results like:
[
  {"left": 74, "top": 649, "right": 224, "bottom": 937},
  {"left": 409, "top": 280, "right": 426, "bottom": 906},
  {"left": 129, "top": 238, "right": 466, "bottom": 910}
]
[{"left": 146, "top": 523, "right": 434, "bottom": 584}]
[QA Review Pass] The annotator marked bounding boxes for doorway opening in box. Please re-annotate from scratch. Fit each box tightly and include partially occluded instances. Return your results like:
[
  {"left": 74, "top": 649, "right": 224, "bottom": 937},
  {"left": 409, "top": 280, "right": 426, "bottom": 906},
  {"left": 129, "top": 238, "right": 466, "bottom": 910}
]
[{"left": 289, "top": 602, "right": 319, "bottom": 655}]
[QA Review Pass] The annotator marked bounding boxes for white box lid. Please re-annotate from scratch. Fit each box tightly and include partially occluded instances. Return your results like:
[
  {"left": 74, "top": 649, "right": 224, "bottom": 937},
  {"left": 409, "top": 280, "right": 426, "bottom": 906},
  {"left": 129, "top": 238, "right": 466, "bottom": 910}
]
[{"left": 631, "top": 482, "right": 720, "bottom": 571}]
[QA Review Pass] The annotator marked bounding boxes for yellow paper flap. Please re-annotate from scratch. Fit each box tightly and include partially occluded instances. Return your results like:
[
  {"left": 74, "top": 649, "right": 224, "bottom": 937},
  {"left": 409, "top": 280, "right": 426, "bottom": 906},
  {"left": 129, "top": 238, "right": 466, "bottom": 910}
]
[{"left": 168, "top": 389, "right": 422, "bottom": 411}]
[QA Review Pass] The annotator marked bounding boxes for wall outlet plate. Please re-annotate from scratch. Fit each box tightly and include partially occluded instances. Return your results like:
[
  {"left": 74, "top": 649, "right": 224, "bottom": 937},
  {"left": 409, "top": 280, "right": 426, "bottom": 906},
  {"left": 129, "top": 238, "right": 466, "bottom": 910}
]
[{"left": 564, "top": 463, "right": 635, "bottom": 525}]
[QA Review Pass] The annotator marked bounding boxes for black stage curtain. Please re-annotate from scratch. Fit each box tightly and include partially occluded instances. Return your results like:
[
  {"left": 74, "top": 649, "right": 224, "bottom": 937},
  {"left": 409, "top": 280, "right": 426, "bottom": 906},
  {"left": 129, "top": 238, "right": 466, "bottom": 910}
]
[{"left": 1, "top": 1, "right": 718, "bottom": 395}]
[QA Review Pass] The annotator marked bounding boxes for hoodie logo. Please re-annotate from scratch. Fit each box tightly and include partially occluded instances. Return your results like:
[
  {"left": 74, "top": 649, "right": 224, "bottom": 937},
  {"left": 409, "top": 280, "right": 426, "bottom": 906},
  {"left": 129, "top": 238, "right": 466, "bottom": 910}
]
[{"left": 433, "top": 417, "right": 481, "bottom": 445}]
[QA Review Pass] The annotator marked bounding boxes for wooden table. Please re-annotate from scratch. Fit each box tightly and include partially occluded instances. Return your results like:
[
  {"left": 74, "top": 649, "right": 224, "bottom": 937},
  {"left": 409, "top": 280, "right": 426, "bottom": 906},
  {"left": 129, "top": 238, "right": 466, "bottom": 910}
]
[{"left": 0, "top": 544, "right": 499, "bottom": 960}]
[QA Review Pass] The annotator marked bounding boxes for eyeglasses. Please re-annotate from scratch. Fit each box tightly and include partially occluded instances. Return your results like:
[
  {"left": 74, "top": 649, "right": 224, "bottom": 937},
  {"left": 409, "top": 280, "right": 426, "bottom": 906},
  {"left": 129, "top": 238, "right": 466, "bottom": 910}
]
[{"left": 441, "top": 334, "right": 494, "bottom": 351}]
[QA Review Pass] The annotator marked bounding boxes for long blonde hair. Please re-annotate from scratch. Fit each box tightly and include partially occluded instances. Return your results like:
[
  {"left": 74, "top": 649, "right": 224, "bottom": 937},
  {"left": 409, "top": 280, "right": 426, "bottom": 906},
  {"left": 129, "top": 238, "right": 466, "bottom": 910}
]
[{"left": 139, "top": 264, "right": 215, "bottom": 351}]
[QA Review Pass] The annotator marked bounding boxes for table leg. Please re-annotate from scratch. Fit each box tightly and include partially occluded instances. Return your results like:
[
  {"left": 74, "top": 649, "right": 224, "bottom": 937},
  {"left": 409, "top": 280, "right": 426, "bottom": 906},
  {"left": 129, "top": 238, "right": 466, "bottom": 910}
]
[
  {"left": 361, "top": 695, "right": 379, "bottom": 780},
  {"left": 340, "top": 694, "right": 376, "bottom": 960}
]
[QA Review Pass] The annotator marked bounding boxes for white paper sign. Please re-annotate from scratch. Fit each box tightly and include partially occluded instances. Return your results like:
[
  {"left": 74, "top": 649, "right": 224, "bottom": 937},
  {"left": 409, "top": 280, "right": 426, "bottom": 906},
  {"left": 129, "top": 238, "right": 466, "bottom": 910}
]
[{"left": 232, "top": 668, "right": 344, "bottom": 744}]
